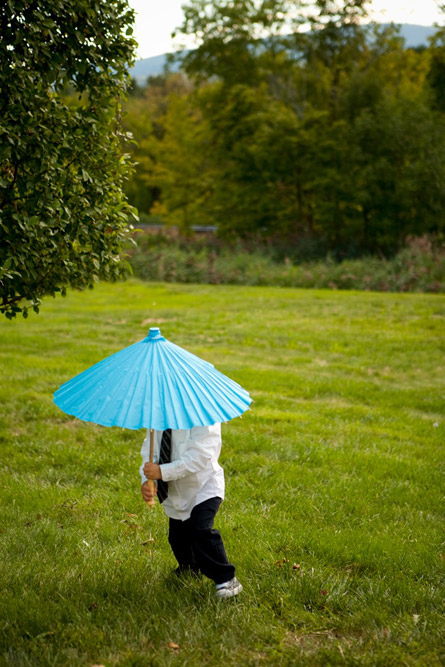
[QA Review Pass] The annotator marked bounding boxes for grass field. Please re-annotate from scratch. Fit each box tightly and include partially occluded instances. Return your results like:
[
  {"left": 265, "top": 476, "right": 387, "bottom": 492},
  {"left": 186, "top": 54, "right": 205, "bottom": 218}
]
[{"left": 0, "top": 280, "right": 444, "bottom": 666}]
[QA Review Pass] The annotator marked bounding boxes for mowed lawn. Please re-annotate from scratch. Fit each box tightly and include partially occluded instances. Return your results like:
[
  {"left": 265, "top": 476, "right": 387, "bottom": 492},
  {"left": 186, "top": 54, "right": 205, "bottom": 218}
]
[{"left": 0, "top": 280, "right": 443, "bottom": 666}]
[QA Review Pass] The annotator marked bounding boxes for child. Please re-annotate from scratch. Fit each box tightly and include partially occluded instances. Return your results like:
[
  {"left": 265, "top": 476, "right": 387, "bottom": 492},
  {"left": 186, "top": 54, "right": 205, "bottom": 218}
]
[{"left": 140, "top": 423, "right": 243, "bottom": 599}]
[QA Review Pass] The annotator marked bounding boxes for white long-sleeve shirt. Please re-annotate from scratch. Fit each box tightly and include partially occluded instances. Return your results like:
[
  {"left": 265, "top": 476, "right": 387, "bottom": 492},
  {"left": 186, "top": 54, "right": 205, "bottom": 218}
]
[{"left": 139, "top": 423, "right": 225, "bottom": 521}]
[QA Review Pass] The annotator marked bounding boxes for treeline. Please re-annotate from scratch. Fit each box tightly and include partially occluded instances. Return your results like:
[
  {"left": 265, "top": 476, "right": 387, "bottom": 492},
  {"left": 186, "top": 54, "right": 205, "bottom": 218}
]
[{"left": 122, "top": 0, "right": 445, "bottom": 259}]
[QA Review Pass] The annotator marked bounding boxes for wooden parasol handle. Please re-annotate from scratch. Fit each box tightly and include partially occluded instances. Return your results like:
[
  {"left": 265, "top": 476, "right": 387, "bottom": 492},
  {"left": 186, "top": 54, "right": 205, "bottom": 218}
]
[{"left": 147, "top": 428, "right": 156, "bottom": 507}]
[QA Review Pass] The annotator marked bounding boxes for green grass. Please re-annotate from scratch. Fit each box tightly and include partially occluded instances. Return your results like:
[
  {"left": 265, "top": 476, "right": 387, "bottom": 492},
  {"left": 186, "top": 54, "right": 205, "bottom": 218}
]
[{"left": 0, "top": 280, "right": 444, "bottom": 666}]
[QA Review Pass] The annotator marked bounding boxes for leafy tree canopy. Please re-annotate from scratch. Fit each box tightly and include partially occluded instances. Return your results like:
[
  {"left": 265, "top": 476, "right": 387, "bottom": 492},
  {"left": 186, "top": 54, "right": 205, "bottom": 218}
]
[
  {"left": 0, "top": 0, "right": 138, "bottom": 319},
  {"left": 173, "top": 0, "right": 371, "bottom": 85}
]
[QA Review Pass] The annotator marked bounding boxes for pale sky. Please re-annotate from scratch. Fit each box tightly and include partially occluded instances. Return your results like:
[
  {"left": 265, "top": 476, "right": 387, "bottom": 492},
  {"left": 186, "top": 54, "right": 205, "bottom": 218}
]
[{"left": 128, "top": 0, "right": 443, "bottom": 60}]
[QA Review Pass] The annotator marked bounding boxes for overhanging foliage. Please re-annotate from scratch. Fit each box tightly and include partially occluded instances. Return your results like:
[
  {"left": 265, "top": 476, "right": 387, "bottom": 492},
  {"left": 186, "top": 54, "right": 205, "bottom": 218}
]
[{"left": 0, "top": 0, "right": 138, "bottom": 318}]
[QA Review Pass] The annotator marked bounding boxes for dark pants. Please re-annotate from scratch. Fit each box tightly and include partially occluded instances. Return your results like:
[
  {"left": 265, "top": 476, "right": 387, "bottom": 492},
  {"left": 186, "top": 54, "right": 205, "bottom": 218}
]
[{"left": 168, "top": 497, "right": 235, "bottom": 585}]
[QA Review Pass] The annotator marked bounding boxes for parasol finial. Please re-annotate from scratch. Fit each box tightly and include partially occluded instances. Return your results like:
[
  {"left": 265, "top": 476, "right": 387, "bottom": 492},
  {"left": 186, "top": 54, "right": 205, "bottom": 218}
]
[{"left": 146, "top": 327, "right": 164, "bottom": 341}]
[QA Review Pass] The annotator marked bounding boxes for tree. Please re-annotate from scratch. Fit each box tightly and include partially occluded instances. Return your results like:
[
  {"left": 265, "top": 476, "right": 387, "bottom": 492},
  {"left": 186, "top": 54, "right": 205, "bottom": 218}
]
[
  {"left": 174, "top": 0, "right": 371, "bottom": 86},
  {"left": 173, "top": 0, "right": 303, "bottom": 86},
  {"left": 0, "top": 0, "right": 138, "bottom": 319},
  {"left": 427, "top": 17, "right": 445, "bottom": 113},
  {"left": 148, "top": 92, "right": 215, "bottom": 231},
  {"left": 121, "top": 74, "right": 196, "bottom": 220}
]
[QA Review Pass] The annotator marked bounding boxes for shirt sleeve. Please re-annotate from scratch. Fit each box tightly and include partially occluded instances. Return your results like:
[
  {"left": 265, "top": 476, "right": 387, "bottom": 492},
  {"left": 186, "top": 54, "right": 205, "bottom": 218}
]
[
  {"left": 139, "top": 431, "right": 159, "bottom": 485},
  {"left": 160, "top": 423, "right": 221, "bottom": 482}
]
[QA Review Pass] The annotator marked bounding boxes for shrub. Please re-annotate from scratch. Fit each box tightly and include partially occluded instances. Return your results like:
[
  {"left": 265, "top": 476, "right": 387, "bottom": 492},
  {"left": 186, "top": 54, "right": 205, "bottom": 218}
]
[{"left": 129, "top": 233, "right": 444, "bottom": 293}]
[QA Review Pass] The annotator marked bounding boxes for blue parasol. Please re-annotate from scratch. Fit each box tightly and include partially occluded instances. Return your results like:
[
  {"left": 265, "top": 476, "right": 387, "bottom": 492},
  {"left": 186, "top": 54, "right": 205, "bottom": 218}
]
[
  {"left": 53, "top": 327, "right": 252, "bottom": 430},
  {"left": 54, "top": 327, "right": 252, "bottom": 506}
]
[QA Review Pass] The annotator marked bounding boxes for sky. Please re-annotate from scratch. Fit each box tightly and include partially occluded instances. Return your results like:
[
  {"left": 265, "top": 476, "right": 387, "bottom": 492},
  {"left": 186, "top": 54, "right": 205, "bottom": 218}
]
[{"left": 127, "top": 0, "right": 443, "bottom": 60}]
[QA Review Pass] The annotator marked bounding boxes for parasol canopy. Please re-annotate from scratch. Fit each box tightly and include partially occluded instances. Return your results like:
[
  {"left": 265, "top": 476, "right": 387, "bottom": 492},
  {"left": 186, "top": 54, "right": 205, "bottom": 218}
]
[{"left": 53, "top": 327, "right": 252, "bottom": 430}]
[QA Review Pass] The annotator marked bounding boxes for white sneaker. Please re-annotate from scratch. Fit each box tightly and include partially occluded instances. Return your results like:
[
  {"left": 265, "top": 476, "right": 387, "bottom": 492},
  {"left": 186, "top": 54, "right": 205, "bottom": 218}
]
[{"left": 215, "top": 577, "right": 243, "bottom": 599}]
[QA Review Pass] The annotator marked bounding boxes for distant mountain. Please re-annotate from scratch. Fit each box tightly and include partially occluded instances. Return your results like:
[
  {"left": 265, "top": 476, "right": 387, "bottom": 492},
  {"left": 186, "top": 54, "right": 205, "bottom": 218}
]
[
  {"left": 399, "top": 24, "right": 436, "bottom": 47},
  {"left": 129, "top": 24, "right": 436, "bottom": 84},
  {"left": 129, "top": 54, "right": 177, "bottom": 82}
]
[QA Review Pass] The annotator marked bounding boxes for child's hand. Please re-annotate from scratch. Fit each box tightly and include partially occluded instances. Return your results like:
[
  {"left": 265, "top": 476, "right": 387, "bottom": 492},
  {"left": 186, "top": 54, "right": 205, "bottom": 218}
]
[
  {"left": 141, "top": 480, "right": 157, "bottom": 504},
  {"left": 143, "top": 462, "right": 162, "bottom": 480}
]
